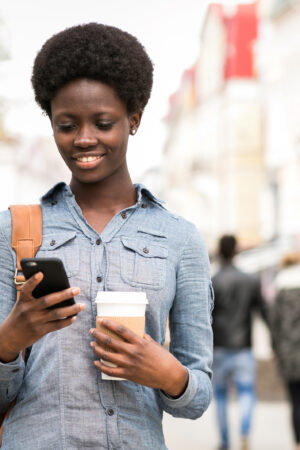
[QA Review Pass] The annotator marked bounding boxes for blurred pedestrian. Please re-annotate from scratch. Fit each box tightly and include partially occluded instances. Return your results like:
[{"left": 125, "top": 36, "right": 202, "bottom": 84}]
[
  {"left": 271, "top": 252, "right": 300, "bottom": 450},
  {"left": 212, "top": 235, "right": 268, "bottom": 450},
  {"left": 0, "top": 23, "right": 213, "bottom": 449}
]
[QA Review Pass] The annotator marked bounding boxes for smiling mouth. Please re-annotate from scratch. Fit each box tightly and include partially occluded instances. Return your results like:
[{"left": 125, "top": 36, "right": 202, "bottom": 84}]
[
  {"left": 72, "top": 153, "right": 106, "bottom": 169},
  {"left": 75, "top": 155, "right": 103, "bottom": 162}
]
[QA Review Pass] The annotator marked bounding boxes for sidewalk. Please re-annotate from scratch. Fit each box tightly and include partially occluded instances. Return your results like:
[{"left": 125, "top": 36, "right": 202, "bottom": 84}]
[{"left": 163, "top": 400, "right": 294, "bottom": 450}]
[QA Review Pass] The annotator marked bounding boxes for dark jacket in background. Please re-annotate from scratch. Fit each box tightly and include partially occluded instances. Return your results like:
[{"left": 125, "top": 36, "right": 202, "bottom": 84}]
[
  {"left": 212, "top": 262, "right": 267, "bottom": 349},
  {"left": 271, "top": 264, "right": 300, "bottom": 381}
]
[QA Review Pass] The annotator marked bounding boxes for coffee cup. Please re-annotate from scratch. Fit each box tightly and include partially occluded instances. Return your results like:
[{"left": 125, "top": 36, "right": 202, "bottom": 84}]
[{"left": 95, "top": 291, "right": 148, "bottom": 380}]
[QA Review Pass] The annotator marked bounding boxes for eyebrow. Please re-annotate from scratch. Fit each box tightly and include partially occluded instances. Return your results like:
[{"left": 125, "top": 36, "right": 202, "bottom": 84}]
[{"left": 53, "top": 112, "right": 110, "bottom": 120}]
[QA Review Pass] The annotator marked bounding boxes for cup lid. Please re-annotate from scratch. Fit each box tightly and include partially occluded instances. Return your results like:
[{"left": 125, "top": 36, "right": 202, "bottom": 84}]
[{"left": 95, "top": 291, "right": 148, "bottom": 304}]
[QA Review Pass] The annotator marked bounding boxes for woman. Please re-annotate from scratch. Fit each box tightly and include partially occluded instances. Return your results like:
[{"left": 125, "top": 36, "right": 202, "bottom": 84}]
[
  {"left": 0, "top": 23, "right": 213, "bottom": 449},
  {"left": 271, "top": 252, "right": 300, "bottom": 450}
]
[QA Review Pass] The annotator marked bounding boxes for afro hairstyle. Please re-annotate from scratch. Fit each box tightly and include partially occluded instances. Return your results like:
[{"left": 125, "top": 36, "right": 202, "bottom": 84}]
[{"left": 31, "top": 23, "right": 153, "bottom": 116}]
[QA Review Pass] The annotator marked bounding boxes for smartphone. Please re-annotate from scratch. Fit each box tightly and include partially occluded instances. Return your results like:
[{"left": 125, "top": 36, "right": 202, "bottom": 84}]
[{"left": 20, "top": 257, "right": 76, "bottom": 310}]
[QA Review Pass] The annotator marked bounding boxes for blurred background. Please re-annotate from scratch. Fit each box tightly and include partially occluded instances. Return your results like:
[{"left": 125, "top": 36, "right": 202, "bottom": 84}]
[{"left": 0, "top": 0, "right": 299, "bottom": 448}]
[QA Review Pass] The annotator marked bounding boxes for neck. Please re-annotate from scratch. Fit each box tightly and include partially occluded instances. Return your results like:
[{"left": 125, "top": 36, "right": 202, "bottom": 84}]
[{"left": 70, "top": 174, "right": 136, "bottom": 214}]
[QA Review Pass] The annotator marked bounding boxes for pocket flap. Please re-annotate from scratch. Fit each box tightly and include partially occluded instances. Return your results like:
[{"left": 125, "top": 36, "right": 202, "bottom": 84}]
[
  {"left": 121, "top": 236, "right": 168, "bottom": 259},
  {"left": 40, "top": 232, "right": 77, "bottom": 251},
  {"left": 137, "top": 226, "right": 167, "bottom": 239}
]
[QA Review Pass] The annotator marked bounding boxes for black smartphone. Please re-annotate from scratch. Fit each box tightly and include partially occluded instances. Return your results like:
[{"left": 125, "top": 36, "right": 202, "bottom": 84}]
[{"left": 20, "top": 257, "right": 76, "bottom": 310}]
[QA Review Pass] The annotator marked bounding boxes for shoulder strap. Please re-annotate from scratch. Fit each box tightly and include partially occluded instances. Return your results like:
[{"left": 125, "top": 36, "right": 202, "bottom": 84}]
[{"left": 9, "top": 204, "right": 42, "bottom": 294}]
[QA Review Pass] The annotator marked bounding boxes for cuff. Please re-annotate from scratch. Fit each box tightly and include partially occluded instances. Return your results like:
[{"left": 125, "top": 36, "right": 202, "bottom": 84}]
[
  {"left": 160, "top": 368, "right": 197, "bottom": 409},
  {"left": 0, "top": 352, "right": 24, "bottom": 381}
]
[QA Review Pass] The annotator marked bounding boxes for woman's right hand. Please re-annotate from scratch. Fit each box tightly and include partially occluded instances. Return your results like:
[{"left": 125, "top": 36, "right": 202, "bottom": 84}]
[{"left": 0, "top": 272, "right": 84, "bottom": 363}]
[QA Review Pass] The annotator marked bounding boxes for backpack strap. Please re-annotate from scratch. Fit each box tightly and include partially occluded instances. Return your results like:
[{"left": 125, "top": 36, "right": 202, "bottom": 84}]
[
  {"left": 9, "top": 205, "right": 43, "bottom": 297},
  {"left": 0, "top": 205, "right": 43, "bottom": 447}
]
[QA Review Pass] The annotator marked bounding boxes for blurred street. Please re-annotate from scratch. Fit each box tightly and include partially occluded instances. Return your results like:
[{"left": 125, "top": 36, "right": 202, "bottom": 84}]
[{"left": 163, "top": 400, "right": 294, "bottom": 450}]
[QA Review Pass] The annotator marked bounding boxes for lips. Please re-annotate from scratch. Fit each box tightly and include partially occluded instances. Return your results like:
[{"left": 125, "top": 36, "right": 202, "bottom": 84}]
[
  {"left": 76, "top": 155, "right": 101, "bottom": 163},
  {"left": 72, "top": 153, "right": 106, "bottom": 169}
]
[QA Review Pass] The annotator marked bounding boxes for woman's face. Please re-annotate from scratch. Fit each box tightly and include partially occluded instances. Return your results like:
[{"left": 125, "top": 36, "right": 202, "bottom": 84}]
[{"left": 50, "top": 78, "right": 141, "bottom": 185}]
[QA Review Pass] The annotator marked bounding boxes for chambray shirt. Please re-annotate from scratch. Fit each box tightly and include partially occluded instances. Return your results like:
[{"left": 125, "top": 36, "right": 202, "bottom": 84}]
[{"left": 0, "top": 183, "right": 213, "bottom": 450}]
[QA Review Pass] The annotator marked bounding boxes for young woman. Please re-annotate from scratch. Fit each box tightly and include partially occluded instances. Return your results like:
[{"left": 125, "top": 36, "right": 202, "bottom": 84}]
[{"left": 0, "top": 23, "right": 213, "bottom": 449}]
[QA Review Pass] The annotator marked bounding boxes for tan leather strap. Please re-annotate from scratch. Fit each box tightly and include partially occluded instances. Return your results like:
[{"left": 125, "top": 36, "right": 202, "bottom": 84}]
[
  {"left": 9, "top": 204, "right": 42, "bottom": 275},
  {"left": 0, "top": 205, "right": 42, "bottom": 446}
]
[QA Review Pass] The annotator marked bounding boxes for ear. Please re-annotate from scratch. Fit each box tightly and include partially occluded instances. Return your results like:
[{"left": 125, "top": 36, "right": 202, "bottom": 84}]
[{"left": 129, "top": 111, "right": 142, "bottom": 136}]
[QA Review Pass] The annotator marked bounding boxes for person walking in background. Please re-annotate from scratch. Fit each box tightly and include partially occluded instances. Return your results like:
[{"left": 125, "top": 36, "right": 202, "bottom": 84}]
[
  {"left": 212, "top": 235, "right": 268, "bottom": 450},
  {"left": 271, "top": 252, "right": 300, "bottom": 450}
]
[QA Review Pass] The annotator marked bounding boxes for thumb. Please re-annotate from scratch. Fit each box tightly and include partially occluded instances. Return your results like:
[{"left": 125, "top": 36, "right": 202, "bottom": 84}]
[{"left": 20, "top": 272, "right": 44, "bottom": 301}]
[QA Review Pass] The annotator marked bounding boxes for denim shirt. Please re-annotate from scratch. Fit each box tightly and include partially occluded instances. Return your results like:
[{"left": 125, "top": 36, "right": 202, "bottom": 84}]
[{"left": 0, "top": 182, "right": 213, "bottom": 450}]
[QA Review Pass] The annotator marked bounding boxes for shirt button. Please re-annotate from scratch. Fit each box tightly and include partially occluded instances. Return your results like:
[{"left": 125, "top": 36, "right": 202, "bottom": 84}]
[
  {"left": 51, "top": 200, "right": 57, "bottom": 206},
  {"left": 121, "top": 212, "right": 127, "bottom": 219},
  {"left": 141, "top": 203, "right": 147, "bottom": 208},
  {"left": 50, "top": 240, "right": 56, "bottom": 246},
  {"left": 107, "top": 409, "right": 114, "bottom": 416},
  {"left": 143, "top": 247, "right": 149, "bottom": 254},
  {"left": 96, "top": 238, "right": 102, "bottom": 245},
  {"left": 97, "top": 276, "right": 102, "bottom": 283},
  {"left": 12, "top": 368, "right": 20, "bottom": 373}
]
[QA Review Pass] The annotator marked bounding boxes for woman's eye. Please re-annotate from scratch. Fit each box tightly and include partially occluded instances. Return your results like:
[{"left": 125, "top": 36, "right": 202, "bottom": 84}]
[
  {"left": 96, "top": 122, "right": 113, "bottom": 131},
  {"left": 57, "top": 124, "right": 75, "bottom": 132}
]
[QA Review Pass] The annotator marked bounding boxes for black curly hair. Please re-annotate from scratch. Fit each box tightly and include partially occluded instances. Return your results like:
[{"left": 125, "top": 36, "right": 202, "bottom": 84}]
[{"left": 31, "top": 23, "right": 153, "bottom": 117}]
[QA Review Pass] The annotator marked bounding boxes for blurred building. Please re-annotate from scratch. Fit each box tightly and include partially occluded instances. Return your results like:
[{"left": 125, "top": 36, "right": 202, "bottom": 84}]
[
  {"left": 163, "top": 2, "right": 263, "bottom": 251},
  {"left": 258, "top": 0, "right": 300, "bottom": 243},
  {"left": 0, "top": 16, "right": 69, "bottom": 210}
]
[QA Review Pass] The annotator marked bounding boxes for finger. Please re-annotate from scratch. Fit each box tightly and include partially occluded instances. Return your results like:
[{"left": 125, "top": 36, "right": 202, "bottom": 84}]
[
  {"left": 96, "top": 318, "right": 141, "bottom": 344},
  {"left": 90, "top": 328, "right": 128, "bottom": 353},
  {"left": 93, "top": 359, "right": 127, "bottom": 379},
  {"left": 90, "top": 341, "right": 127, "bottom": 367},
  {"left": 43, "top": 315, "right": 78, "bottom": 334},
  {"left": 46, "top": 302, "right": 85, "bottom": 321},
  {"left": 20, "top": 272, "right": 44, "bottom": 301},
  {"left": 38, "top": 287, "right": 80, "bottom": 310},
  {"left": 143, "top": 333, "right": 153, "bottom": 342}
]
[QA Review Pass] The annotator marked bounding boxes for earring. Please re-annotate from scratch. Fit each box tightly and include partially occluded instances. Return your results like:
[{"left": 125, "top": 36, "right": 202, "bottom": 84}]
[{"left": 130, "top": 128, "right": 137, "bottom": 135}]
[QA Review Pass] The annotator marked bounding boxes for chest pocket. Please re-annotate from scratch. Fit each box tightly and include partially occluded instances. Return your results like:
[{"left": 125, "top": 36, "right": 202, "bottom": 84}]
[
  {"left": 120, "top": 236, "right": 168, "bottom": 290},
  {"left": 37, "top": 232, "right": 79, "bottom": 277}
]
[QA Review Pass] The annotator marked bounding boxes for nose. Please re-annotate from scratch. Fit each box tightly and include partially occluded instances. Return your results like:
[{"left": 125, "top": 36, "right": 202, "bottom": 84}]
[{"left": 73, "top": 125, "right": 98, "bottom": 148}]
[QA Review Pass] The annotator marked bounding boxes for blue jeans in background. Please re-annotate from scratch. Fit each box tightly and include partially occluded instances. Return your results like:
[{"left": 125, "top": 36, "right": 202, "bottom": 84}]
[{"left": 213, "top": 348, "right": 256, "bottom": 448}]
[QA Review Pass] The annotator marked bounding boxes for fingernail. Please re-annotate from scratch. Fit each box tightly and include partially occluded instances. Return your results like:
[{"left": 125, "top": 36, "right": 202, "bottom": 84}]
[
  {"left": 71, "top": 287, "right": 80, "bottom": 295},
  {"left": 71, "top": 317, "right": 77, "bottom": 323},
  {"left": 89, "top": 328, "right": 95, "bottom": 335},
  {"left": 79, "top": 303, "right": 85, "bottom": 310}
]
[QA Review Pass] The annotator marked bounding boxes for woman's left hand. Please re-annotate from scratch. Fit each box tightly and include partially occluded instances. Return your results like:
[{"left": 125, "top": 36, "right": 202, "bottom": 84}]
[{"left": 90, "top": 318, "right": 189, "bottom": 397}]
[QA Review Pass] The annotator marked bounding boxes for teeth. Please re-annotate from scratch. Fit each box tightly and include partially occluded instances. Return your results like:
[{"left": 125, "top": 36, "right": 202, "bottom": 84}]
[{"left": 77, "top": 156, "right": 101, "bottom": 162}]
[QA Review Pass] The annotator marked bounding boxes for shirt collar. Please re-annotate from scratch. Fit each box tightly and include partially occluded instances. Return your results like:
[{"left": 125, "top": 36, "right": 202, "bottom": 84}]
[
  {"left": 41, "top": 181, "right": 164, "bottom": 207},
  {"left": 134, "top": 183, "right": 165, "bottom": 207}
]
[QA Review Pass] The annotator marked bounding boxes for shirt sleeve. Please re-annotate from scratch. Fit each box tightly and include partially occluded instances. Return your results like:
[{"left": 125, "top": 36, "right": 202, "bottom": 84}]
[
  {"left": 159, "top": 223, "right": 213, "bottom": 419},
  {"left": 0, "top": 212, "right": 25, "bottom": 413}
]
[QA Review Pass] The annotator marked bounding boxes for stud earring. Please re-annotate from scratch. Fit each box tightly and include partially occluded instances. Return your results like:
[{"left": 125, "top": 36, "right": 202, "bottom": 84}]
[{"left": 130, "top": 128, "right": 137, "bottom": 135}]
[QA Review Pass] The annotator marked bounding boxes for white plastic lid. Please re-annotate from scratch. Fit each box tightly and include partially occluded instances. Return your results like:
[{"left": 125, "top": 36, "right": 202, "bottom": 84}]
[{"left": 95, "top": 291, "right": 148, "bottom": 304}]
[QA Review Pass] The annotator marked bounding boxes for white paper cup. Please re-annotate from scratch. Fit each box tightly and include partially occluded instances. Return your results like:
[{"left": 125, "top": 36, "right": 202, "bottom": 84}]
[{"left": 95, "top": 291, "right": 148, "bottom": 380}]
